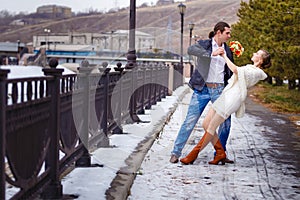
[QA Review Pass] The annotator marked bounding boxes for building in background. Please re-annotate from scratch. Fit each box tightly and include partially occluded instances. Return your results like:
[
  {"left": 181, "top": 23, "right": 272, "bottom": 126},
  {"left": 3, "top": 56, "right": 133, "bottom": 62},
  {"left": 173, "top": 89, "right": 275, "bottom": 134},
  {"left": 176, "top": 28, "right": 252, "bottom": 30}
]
[
  {"left": 32, "top": 30, "right": 155, "bottom": 56},
  {"left": 9, "top": 19, "right": 27, "bottom": 26},
  {"left": 37, "top": 5, "right": 72, "bottom": 18},
  {"left": 0, "top": 42, "right": 26, "bottom": 65},
  {"left": 156, "top": 0, "right": 175, "bottom": 6}
]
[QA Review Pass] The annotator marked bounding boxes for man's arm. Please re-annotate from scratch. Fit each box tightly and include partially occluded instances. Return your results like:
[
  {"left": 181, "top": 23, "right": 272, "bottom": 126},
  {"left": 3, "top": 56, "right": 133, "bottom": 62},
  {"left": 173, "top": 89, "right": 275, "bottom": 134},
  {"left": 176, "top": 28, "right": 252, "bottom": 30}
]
[{"left": 187, "top": 43, "right": 210, "bottom": 57}]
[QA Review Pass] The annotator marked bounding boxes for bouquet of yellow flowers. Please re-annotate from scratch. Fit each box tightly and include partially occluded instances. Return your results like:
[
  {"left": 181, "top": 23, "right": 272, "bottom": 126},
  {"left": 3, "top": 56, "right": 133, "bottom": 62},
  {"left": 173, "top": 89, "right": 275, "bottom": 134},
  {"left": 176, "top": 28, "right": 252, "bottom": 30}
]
[{"left": 229, "top": 41, "right": 244, "bottom": 57}]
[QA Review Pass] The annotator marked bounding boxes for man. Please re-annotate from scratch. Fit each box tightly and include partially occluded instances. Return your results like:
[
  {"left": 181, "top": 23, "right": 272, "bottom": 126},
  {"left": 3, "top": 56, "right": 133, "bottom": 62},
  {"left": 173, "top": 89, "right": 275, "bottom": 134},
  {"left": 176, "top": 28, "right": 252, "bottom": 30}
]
[{"left": 170, "top": 21, "right": 234, "bottom": 164}]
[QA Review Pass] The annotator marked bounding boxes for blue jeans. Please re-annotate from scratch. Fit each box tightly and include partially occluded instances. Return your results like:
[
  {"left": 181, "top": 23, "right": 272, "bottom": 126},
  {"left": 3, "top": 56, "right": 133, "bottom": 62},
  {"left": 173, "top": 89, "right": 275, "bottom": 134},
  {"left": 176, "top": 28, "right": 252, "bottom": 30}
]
[{"left": 171, "top": 85, "right": 231, "bottom": 157}]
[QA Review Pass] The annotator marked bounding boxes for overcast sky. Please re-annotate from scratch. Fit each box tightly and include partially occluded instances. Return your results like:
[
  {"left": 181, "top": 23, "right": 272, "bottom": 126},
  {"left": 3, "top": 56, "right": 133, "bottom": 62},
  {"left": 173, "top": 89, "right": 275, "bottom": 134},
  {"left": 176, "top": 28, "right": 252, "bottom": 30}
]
[{"left": 0, "top": 0, "right": 183, "bottom": 14}]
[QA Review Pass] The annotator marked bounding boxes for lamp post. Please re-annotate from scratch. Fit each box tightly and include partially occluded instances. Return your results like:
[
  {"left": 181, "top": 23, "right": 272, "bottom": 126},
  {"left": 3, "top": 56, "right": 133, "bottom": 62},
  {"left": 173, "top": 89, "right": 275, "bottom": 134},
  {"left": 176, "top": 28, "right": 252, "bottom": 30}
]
[
  {"left": 188, "top": 23, "right": 195, "bottom": 61},
  {"left": 178, "top": 2, "right": 186, "bottom": 72},
  {"left": 192, "top": 35, "right": 199, "bottom": 44},
  {"left": 188, "top": 22, "right": 195, "bottom": 47},
  {"left": 126, "top": 0, "right": 136, "bottom": 69},
  {"left": 44, "top": 28, "right": 51, "bottom": 50},
  {"left": 17, "top": 40, "right": 20, "bottom": 63},
  {"left": 126, "top": 0, "right": 140, "bottom": 123},
  {"left": 17, "top": 40, "right": 20, "bottom": 50},
  {"left": 188, "top": 22, "right": 195, "bottom": 76}
]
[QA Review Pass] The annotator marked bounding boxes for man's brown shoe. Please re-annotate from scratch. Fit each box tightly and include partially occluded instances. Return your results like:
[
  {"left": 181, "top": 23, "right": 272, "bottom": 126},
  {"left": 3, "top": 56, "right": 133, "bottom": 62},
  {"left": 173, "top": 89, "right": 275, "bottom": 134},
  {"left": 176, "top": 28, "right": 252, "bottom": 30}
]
[
  {"left": 169, "top": 155, "right": 179, "bottom": 163},
  {"left": 224, "top": 158, "right": 234, "bottom": 164}
]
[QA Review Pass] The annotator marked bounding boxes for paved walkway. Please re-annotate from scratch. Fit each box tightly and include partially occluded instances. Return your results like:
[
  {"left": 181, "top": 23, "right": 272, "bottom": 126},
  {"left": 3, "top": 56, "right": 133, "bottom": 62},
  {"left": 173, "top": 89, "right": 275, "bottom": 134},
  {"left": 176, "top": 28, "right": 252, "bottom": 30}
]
[
  {"left": 60, "top": 84, "right": 299, "bottom": 200},
  {"left": 127, "top": 87, "right": 300, "bottom": 200}
]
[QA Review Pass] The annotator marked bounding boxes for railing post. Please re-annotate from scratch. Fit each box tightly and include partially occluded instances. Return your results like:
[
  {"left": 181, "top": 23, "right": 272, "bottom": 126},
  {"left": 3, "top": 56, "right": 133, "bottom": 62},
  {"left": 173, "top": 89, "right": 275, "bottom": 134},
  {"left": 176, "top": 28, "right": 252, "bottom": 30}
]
[
  {"left": 76, "top": 60, "right": 93, "bottom": 167},
  {"left": 173, "top": 63, "right": 180, "bottom": 90},
  {"left": 138, "top": 63, "right": 146, "bottom": 115},
  {"left": 164, "top": 63, "right": 169, "bottom": 97},
  {"left": 98, "top": 62, "right": 112, "bottom": 136},
  {"left": 42, "top": 58, "right": 63, "bottom": 199},
  {"left": 152, "top": 63, "right": 157, "bottom": 106},
  {"left": 133, "top": 66, "right": 141, "bottom": 122},
  {"left": 168, "top": 63, "right": 174, "bottom": 95},
  {"left": 113, "top": 63, "right": 124, "bottom": 134},
  {"left": 156, "top": 62, "right": 162, "bottom": 102},
  {"left": 0, "top": 69, "right": 10, "bottom": 200},
  {"left": 97, "top": 62, "right": 111, "bottom": 143},
  {"left": 145, "top": 63, "right": 153, "bottom": 109}
]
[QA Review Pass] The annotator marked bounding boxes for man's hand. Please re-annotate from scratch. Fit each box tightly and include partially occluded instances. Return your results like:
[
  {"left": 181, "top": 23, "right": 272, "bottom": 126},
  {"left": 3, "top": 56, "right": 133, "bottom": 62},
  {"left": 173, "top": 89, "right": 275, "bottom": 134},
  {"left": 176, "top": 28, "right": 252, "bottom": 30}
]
[{"left": 212, "top": 47, "right": 224, "bottom": 56}]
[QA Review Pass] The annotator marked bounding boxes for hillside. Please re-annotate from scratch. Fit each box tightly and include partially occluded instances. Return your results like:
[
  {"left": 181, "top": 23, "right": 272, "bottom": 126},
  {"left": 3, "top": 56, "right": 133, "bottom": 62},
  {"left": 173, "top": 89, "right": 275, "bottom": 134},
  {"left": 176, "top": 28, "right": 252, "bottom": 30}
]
[{"left": 0, "top": 0, "right": 245, "bottom": 52}]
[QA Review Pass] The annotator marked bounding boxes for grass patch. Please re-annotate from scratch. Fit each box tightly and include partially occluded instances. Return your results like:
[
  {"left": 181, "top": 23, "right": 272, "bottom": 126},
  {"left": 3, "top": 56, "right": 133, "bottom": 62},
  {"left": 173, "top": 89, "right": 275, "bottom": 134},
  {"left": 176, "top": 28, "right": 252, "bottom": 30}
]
[{"left": 249, "top": 82, "right": 300, "bottom": 114}]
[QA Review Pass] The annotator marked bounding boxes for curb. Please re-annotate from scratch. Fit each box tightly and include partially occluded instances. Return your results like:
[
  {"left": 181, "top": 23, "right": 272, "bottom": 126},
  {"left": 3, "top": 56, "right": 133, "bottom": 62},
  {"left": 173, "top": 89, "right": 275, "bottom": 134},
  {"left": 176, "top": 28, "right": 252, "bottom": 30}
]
[{"left": 105, "top": 85, "right": 190, "bottom": 200}]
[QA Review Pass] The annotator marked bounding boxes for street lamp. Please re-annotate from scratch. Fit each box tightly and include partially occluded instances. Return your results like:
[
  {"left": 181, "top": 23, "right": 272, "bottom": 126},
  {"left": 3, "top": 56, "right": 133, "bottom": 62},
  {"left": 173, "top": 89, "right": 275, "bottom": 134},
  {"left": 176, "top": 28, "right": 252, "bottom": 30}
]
[
  {"left": 178, "top": 2, "right": 186, "bottom": 70},
  {"left": 177, "top": 2, "right": 186, "bottom": 84},
  {"left": 44, "top": 28, "right": 51, "bottom": 50},
  {"left": 126, "top": 0, "right": 136, "bottom": 69},
  {"left": 188, "top": 23, "right": 195, "bottom": 60},
  {"left": 188, "top": 22, "right": 195, "bottom": 47},
  {"left": 192, "top": 35, "right": 199, "bottom": 44},
  {"left": 188, "top": 22, "right": 195, "bottom": 76},
  {"left": 17, "top": 40, "right": 20, "bottom": 63}
]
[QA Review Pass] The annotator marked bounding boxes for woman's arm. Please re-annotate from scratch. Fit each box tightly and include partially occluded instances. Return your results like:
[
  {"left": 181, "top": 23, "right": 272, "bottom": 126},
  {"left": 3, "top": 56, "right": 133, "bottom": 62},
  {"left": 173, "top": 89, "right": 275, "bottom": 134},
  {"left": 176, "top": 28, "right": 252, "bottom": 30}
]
[{"left": 222, "top": 53, "right": 238, "bottom": 74}]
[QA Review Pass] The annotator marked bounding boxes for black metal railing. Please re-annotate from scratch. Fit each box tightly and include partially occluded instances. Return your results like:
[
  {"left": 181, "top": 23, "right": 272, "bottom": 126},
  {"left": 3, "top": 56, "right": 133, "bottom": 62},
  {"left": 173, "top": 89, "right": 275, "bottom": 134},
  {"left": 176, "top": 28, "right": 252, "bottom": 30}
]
[{"left": 0, "top": 59, "right": 184, "bottom": 199}]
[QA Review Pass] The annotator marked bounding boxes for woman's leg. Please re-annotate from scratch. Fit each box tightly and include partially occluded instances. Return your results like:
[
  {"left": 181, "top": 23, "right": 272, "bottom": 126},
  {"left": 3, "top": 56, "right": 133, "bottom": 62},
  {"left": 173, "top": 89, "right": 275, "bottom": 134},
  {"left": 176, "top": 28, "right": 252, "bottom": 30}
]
[
  {"left": 206, "top": 113, "right": 226, "bottom": 142},
  {"left": 180, "top": 110, "right": 227, "bottom": 165},
  {"left": 202, "top": 107, "right": 215, "bottom": 131},
  {"left": 208, "top": 133, "right": 227, "bottom": 165},
  {"left": 171, "top": 89, "right": 210, "bottom": 159},
  {"left": 180, "top": 131, "right": 215, "bottom": 164},
  {"left": 206, "top": 113, "right": 228, "bottom": 165}
]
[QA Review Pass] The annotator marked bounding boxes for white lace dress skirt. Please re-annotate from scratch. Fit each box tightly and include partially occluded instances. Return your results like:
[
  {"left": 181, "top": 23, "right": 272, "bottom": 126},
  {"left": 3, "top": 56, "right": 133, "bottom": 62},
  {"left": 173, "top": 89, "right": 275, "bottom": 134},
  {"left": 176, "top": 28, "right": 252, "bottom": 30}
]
[{"left": 212, "top": 83, "right": 242, "bottom": 119}]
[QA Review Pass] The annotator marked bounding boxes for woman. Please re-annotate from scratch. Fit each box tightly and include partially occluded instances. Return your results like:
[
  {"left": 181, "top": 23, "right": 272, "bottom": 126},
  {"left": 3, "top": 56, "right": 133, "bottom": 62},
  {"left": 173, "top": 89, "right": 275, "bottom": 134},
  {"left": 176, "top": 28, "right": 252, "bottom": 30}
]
[{"left": 180, "top": 49, "right": 271, "bottom": 165}]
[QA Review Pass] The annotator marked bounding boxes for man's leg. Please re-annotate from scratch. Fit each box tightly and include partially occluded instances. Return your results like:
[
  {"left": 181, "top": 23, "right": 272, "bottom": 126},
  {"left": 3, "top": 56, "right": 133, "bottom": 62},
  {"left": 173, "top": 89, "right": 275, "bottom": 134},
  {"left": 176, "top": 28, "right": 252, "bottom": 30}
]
[{"left": 171, "top": 89, "right": 210, "bottom": 161}]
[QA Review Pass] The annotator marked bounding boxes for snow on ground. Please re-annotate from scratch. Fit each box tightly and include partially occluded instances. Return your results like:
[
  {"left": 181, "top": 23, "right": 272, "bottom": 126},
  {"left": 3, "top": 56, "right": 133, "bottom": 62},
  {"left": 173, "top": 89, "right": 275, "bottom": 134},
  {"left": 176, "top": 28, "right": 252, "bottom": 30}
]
[
  {"left": 4, "top": 68, "right": 299, "bottom": 199},
  {"left": 62, "top": 85, "right": 189, "bottom": 199},
  {"left": 3, "top": 65, "right": 187, "bottom": 199},
  {"left": 63, "top": 84, "right": 299, "bottom": 200},
  {"left": 128, "top": 90, "right": 300, "bottom": 200}
]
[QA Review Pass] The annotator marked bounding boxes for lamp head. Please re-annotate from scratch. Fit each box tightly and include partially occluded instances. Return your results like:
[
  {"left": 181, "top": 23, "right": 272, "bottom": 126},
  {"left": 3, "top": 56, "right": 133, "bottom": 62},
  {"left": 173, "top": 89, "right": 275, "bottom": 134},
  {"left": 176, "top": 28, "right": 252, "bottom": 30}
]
[
  {"left": 189, "top": 22, "right": 195, "bottom": 30},
  {"left": 178, "top": 3, "right": 186, "bottom": 15}
]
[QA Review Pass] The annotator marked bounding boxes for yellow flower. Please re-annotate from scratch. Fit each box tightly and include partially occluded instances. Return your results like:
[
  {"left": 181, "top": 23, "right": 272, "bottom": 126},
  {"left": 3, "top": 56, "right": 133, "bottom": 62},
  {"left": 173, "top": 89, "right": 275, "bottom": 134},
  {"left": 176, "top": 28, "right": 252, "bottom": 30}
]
[{"left": 229, "top": 41, "right": 244, "bottom": 57}]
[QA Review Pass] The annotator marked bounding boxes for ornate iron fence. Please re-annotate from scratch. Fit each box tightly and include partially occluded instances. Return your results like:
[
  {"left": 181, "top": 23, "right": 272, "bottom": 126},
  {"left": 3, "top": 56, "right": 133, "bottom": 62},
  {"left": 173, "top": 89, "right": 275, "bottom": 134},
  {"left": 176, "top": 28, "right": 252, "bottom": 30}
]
[{"left": 0, "top": 59, "right": 183, "bottom": 199}]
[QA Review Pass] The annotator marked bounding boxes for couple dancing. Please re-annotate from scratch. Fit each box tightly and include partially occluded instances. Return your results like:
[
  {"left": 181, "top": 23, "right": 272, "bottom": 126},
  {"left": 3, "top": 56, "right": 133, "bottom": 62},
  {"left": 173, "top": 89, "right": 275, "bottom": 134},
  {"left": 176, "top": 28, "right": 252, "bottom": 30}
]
[{"left": 170, "top": 21, "right": 271, "bottom": 165}]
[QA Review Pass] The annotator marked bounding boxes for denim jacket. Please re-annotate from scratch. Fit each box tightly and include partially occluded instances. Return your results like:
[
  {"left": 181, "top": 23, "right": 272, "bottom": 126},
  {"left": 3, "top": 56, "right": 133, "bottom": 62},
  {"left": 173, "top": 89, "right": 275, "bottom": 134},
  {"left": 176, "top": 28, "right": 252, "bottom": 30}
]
[{"left": 187, "top": 39, "right": 234, "bottom": 92}]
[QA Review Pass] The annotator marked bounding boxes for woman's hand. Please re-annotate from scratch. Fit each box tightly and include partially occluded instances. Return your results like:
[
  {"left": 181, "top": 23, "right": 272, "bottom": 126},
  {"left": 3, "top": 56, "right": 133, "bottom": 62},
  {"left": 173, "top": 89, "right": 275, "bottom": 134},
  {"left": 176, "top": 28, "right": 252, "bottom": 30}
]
[
  {"left": 222, "top": 52, "right": 238, "bottom": 74},
  {"left": 220, "top": 52, "right": 226, "bottom": 58},
  {"left": 212, "top": 47, "right": 224, "bottom": 56}
]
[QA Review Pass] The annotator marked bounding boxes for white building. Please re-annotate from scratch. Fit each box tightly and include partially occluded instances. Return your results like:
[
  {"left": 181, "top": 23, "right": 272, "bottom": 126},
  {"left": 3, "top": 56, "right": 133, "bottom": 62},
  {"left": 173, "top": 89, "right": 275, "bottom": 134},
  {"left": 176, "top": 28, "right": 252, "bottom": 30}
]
[
  {"left": 9, "top": 19, "right": 26, "bottom": 26},
  {"left": 33, "top": 30, "right": 155, "bottom": 53}
]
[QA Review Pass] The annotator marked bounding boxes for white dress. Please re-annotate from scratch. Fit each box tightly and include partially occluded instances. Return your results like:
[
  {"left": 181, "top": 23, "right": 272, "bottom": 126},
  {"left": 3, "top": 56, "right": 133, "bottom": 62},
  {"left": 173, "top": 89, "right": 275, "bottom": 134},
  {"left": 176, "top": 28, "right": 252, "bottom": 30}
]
[{"left": 212, "top": 64, "right": 267, "bottom": 119}]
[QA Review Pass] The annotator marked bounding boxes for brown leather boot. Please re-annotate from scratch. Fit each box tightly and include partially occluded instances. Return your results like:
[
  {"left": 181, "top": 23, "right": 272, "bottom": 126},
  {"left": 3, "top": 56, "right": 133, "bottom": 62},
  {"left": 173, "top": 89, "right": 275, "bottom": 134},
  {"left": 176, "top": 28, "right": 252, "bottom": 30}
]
[
  {"left": 208, "top": 139, "right": 226, "bottom": 165},
  {"left": 180, "top": 132, "right": 213, "bottom": 165},
  {"left": 224, "top": 158, "right": 234, "bottom": 164}
]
